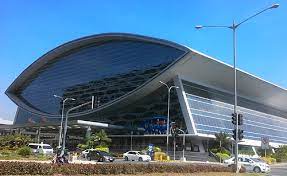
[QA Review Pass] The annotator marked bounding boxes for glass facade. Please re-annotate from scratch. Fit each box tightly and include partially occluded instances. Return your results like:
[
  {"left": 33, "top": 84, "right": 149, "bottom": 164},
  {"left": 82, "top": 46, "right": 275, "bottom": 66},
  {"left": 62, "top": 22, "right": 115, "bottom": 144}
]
[
  {"left": 14, "top": 40, "right": 185, "bottom": 119},
  {"left": 183, "top": 80, "right": 287, "bottom": 144},
  {"left": 15, "top": 107, "right": 59, "bottom": 125},
  {"left": 70, "top": 84, "right": 185, "bottom": 135}
]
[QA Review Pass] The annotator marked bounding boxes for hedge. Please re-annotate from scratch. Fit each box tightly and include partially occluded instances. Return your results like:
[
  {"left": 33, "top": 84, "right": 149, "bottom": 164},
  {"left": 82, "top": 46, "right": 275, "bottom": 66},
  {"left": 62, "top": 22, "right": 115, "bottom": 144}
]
[{"left": 0, "top": 161, "right": 233, "bottom": 175}]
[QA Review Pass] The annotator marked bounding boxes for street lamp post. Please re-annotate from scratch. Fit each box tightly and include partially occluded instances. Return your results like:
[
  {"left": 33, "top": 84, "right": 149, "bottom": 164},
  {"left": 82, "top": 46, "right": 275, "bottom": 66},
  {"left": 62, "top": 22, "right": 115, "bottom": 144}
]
[
  {"left": 178, "top": 128, "right": 186, "bottom": 162},
  {"left": 61, "top": 101, "right": 92, "bottom": 155},
  {"left": 195, "top": 3, "right": 279, "bottom": 173},
  {"left": 130, "top": 131, "right": 133, "bottom": 151},
  {"left": 53, "top": 95, "right": 75, "bottom": 148},
  {"left": 159, "top": 81, "right": 179, "bottom": 155}
]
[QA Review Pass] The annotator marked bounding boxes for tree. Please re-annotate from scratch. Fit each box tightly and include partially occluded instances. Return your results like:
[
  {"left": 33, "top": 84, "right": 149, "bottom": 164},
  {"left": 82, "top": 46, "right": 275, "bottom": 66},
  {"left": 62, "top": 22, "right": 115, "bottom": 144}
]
[
  {"left": 214, "top": 131, "right": 231, "bottom": 153},
  {"left": 86, "top": 130, "right": 111, "bottom": 149},
  {"left": 77, "top": 129, "right": 112, "bottom": 150},
  {"left": 0, "top": 134, "right": 32, "bottom": 150},
  {"left": 273, "top": 145, "right": 287, "bottom": 162}
]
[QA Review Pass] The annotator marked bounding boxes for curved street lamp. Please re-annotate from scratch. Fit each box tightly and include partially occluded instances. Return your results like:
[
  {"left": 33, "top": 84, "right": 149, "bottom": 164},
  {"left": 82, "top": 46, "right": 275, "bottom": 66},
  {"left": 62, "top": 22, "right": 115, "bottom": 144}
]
[
  {"left": 195, "top": 3, "right": 279, "bottom": 173},
  {"left": 61, "top": 101, "right": 92, "bottom": 155},
  {"left": 53, "top": 95, "right": 76, "bottom": 148},
  {"left": 159, "top": 81, "right": 179, "bottom": 156}
]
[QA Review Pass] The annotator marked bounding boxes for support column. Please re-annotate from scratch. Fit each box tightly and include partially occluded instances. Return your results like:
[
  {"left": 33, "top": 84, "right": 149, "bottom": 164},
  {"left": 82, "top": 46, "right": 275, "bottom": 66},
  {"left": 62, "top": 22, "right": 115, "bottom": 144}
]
[{"left": 36, "top": 127, "right": 41, "bottom": 143}]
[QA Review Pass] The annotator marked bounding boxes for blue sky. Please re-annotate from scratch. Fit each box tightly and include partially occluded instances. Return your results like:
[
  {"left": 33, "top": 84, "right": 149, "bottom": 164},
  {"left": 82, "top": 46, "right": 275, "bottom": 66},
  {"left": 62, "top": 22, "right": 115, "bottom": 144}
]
[{"left": 0, "top": 0, "right": 286, "bottom": 121}]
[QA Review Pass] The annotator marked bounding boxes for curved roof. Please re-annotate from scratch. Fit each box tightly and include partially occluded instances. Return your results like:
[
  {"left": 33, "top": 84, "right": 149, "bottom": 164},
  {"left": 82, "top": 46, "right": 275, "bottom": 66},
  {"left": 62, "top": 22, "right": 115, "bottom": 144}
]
[
  {"left": 6, "top": 33, "right": 287, "bottom": 119},
  {"left": 5, "top": 33, "right": 190, "bottom": 117}
]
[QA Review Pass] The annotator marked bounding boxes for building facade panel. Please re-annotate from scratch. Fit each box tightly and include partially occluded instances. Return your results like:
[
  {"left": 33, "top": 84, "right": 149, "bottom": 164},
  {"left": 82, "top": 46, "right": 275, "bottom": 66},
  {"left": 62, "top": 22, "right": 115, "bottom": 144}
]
[{"left": 182, "top": 80, "right": 287, "bottom": 144}]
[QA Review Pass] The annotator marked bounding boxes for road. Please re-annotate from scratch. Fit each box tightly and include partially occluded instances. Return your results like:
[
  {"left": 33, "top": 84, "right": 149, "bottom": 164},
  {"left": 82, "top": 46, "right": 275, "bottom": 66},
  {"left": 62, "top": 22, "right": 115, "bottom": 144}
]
[
  {"left": 74, "top": 158, "right": 287, "bottom": 175},
  {"left": 270, "top": 164, "right": 287, "bottom": 176}
]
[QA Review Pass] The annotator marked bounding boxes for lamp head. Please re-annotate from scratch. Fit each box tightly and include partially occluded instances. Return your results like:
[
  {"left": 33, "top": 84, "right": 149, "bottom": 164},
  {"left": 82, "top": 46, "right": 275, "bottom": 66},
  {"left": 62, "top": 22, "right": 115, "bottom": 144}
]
[
  {"left": 270, "top": 3, "right": 279, "bottom": 9},
  {"left": 54, "top": 94, "right": 62, "bottom": 99},
  {"left": 68, "top": 98, "right": 76, "bottom": 101},
  {"left": 195, "top": 25, "right": 203, "bottom": 29}
]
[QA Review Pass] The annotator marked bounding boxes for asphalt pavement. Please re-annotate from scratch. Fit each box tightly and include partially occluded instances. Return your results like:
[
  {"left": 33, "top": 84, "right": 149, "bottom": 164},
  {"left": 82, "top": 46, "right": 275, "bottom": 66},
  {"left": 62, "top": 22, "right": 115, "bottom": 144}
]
[
  {"left": 73, "top": 158, "right": 287, "bottom": 175},
  {"left": 269, "top": 163, "right": 287, "bottom": 176}
]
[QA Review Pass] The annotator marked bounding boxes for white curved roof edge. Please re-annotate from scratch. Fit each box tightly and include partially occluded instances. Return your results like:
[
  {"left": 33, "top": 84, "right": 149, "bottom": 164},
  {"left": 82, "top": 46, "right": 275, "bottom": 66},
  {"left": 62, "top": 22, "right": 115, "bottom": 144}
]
[
  {"left": 0, "top": 118, "right": 13, "bottom": 125},
  {"left": 182, "top": 44, "right": 287, "bottom": 91}
]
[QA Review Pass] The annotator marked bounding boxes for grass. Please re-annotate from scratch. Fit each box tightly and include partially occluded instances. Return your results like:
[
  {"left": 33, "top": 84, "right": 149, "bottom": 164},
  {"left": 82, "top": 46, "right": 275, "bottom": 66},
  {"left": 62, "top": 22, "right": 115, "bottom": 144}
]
[{"left": 0, "top": 150, "right": 52, "bottom": 161}]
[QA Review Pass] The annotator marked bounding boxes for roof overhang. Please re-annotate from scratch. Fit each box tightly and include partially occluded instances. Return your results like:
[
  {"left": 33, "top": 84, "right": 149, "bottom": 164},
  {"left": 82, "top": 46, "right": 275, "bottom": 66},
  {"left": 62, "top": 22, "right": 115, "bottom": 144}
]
[
  {"left": 5, "top": 33, "right": 287, "bottom": 119},
  {"left": 174, "top": 49, "right": 287, "bottom": 116}
]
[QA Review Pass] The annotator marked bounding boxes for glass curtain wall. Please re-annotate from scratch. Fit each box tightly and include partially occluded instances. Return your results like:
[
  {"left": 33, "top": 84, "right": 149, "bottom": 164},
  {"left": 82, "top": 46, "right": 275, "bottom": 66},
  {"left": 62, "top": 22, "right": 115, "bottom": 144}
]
[
  {"left": 182, "top": 80, "right": 287, "bottom": 144},
  {"left": 16, "top": 40, "right": 184, "bottom": 116}
]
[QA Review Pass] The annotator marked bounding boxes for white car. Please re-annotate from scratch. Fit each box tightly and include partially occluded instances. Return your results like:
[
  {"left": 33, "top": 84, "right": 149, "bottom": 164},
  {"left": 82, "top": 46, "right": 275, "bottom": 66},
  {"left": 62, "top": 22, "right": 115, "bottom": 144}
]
[
  {"left": 28, "top": 143, "right": 53, "bottom": 155},
  {"left": 224, "top": 156, "right": 270, "bottom": 173},
  {"left": 123, "top": 151, "right": 151, "bottom": 162}
]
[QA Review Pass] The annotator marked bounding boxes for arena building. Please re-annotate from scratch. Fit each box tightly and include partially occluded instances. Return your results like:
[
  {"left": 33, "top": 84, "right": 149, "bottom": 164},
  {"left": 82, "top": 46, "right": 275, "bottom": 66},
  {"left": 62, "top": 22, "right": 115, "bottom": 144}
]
[{"left": 4, "top": 33, "right": 287, "bottom": 158}]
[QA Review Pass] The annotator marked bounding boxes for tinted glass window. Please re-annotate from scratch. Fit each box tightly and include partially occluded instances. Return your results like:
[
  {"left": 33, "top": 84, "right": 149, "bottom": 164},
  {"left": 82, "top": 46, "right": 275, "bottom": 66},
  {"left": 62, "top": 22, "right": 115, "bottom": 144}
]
[
  {"left": 43, "top": 145, "right": 52, "bottom": 149},
  {"left": 16, "top": 40, "right": 184, "bottom": 117},
  {"left": 29, "top": 145, "right": 38, "bottom": 149}
]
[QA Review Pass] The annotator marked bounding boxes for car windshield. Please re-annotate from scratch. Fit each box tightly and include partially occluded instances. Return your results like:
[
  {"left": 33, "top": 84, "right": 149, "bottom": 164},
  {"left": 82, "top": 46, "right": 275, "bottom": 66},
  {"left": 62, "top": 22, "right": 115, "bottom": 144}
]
[
  {"left": 251, "top": 158, "right": 264, "bottom": 163},
  {"left": 137, "top": 151, "right": 145, "bottom": 155}
]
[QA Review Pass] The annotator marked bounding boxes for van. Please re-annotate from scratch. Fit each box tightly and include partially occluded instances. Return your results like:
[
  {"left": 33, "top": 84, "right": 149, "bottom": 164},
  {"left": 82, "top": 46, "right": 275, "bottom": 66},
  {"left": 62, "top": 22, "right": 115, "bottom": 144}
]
[{"left": 28, "top": 143, "right": 53, "bottom": 155}]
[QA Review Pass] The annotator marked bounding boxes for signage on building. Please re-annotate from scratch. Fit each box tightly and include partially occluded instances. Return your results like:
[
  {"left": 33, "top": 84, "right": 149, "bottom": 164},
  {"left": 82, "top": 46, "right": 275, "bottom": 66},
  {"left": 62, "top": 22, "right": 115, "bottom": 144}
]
[{"left": 261, "top": 136, "right": 270, "bottom": 149}]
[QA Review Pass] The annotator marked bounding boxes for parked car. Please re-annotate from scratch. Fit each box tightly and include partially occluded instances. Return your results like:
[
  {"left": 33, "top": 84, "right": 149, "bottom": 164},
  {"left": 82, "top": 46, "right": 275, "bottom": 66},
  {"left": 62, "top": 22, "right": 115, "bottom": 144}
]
[
  {"left": 28, "top": 143, "right": 53, "bottom": 155},
  {"left": 123, "top": 151, "right": 151, "bottom": 162},
  {"left": 86, "top": 150, "right": 114, "bottom": 162},
  {"left": 81, "top": 149, "right": 97, "bottom": 158},
  {"left": 224, "top": 156, "right": 270, "bottom": 173}
]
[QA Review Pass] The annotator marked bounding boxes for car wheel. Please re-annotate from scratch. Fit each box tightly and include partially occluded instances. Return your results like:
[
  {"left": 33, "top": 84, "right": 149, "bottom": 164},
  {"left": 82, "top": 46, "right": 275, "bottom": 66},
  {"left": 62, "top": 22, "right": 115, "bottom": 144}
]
[
  {"left": 253, "top": 167, "right": 261, "bottom": 173},
  {"left": 138, "top": 157, "right": 143, "bottom": 162},
  {"left": 98, "top": 157, "right": 104, "bottom": 162},
  {"left": 124, "top": 156, "right": 128, "bottom": 161}
]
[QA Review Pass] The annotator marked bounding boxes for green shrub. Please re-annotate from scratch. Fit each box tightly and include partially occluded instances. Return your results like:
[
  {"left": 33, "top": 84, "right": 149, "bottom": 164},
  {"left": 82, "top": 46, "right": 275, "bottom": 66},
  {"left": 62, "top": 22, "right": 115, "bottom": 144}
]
[
  {"left": 17, "top": 146, "right": 32, "bottom": 157},
  {"left": 95, "top": 146, "right": 109, "bottom": 152},
  {"left": 77, "top": 143, "right": 88, "bottom": 150},
  {"left": 0, "top": 134, "right": 32, "bottom": 150},
  {"left": 220, "top": 148, "right": 231, "bottom": 156},
  {"left": 0, "top": 161, "right": 233, "bottom": 175},
  {"left": 216, "top": 152, "right": 230, "bottom": 161},
  {"left": 261, "top": 157, "right": 276, "bottom": 164},
  {"left": 273, "top": 145, "right": 287, "bottom": 162}
]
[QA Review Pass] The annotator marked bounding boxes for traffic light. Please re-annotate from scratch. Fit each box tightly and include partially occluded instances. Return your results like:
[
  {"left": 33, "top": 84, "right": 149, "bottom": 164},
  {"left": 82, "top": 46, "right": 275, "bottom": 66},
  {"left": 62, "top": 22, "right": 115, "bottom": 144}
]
[
  {"left": 232, "top": 113, "right": 243, "bottom": 125},
  {"left": 238, "top": 129, "right": 244, "bottom": 140},
  {"left": 232, "top": 129, "right": 236, "bottom": 140},
  {"left": 238, "top": 114, "right": 243, "bottom": 125},
  {"left": 232, "top": 113, "right": 237, "bottom": 125},
  {"left": 232, "top": 129, "right": 244, "bottom": 141}
]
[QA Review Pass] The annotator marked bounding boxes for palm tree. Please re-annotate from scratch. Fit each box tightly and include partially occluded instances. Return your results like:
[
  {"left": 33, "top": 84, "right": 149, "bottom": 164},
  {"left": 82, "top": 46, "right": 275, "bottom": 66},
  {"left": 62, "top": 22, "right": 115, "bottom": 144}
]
[
  {"left": 87, "top": 130, "right": 111, "bottom": 148},
  {"left": 214, "top": 131, "right": 231, "bottom": 152}
]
